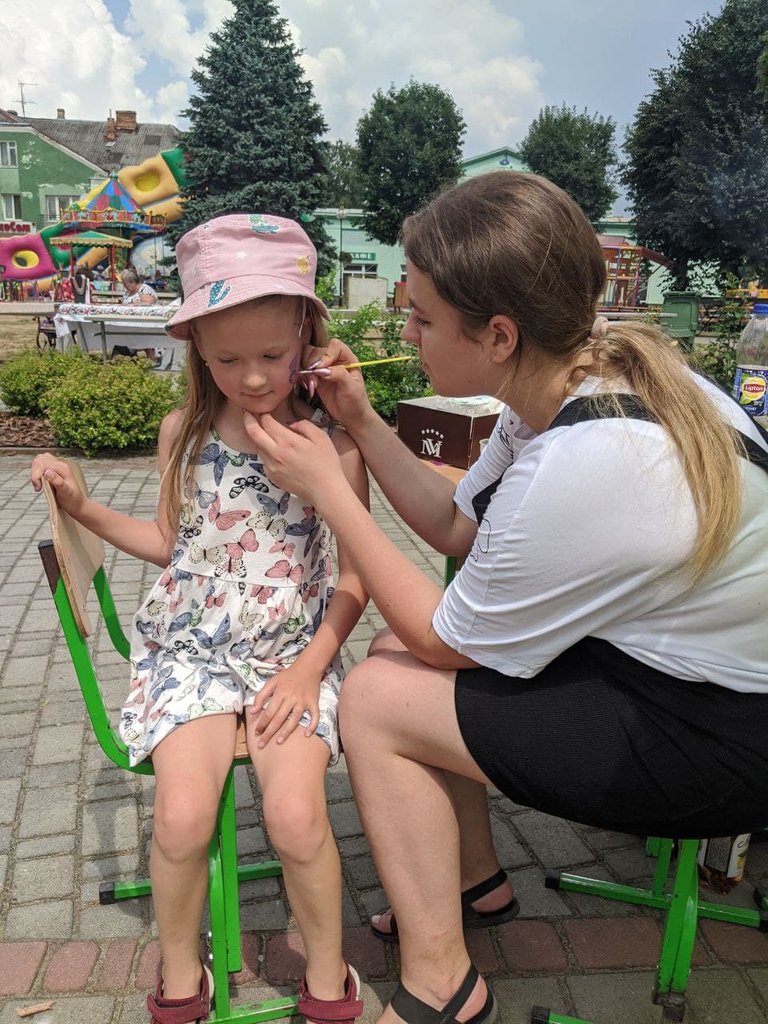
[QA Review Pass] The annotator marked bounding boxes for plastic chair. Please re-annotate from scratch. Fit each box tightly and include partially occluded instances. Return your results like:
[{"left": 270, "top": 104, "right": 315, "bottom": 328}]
[
  {"left": 37, "top": 461, "right": 298, "bottom": 1024},
  {"left": 534, "top": 835, "right": 768, "bottom": 1023}
]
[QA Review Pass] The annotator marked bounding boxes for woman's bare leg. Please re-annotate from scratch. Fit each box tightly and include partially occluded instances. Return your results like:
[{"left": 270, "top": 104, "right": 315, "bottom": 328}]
[
  {"left": 249, "top": 730, "right": 347, "bottom": 1011},
  {"left": 150, "top": 714, "right": 238, "bottom": 999},
  {"left": 340, "top": 647, "right": 495, "bottom": 1022},
  {"left": 367, "top": 632, "right": 512, "bottom": 937}
]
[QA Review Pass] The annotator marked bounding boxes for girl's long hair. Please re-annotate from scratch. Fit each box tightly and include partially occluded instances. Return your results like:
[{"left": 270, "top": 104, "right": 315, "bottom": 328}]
[
  {"left": 162, "top": 295, "right": 328, "bottom": 531},
  {"left": 402, "top": 170, "right": 745, "bottom": 585}
]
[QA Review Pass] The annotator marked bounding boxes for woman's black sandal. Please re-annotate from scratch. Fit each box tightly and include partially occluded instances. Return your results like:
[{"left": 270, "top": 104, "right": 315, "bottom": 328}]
[
  {"left": 371, "top": 867, "right": 519, "bottom": 942},
  {"left": 390, "top": 964, "right": 498, "bottom": 1024}
]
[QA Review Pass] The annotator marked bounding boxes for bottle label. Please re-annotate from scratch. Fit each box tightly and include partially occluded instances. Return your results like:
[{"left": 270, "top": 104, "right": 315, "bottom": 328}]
[
  {"left": 697, "top": 834, "right": 750, "bottom": 878},
  {"left": 733, "top": 367, "right": 768, "bottom": 417}
]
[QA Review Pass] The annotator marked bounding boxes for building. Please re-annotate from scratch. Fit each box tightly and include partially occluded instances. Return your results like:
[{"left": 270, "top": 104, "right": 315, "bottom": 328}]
[{"left": 0, "top": 108, "right": 179, "bottom": 235}]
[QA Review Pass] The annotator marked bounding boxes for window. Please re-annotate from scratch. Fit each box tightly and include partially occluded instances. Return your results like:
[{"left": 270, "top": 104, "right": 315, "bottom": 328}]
[
  {"left": 45, "top": 195, "right": 80, "bottom": 222},
  {"left": 1, "top": 194, "right": 22, "bottom": 219},
  {"left": 0, "top": 140, "right": 17, "bottom": 166},
  {"left": 344, "top": 261, "right": 378, "bottom": 279}
]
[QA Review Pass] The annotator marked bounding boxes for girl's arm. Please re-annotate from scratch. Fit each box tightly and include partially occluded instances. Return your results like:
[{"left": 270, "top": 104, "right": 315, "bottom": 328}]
[
  {"left": 30, "top": 410, "right": 182, "bottom": 567},
  {"left": 243, "top": 413, "right": 476, "bottom": 671},
  {"left": 289, "top": 428, "right": 370, "bottom": 678}
]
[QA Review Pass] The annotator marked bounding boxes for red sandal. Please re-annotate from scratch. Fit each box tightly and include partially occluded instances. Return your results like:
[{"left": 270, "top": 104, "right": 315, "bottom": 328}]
[
  {"left": 147, "top": 963, "right": 214, "bottom": 1024},
  {"left": 297, "top": 963, "right": 364, "bottom": 1024}
]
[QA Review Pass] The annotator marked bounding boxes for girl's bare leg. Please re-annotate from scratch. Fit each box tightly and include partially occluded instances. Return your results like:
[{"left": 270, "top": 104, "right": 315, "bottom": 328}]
[
  {"left": 150, "top": 714, "right": 238, "bottom": 999},
  {"left": 249, "top": 730, "right": 347, "bottom": 1007},
  {"left": 339, "top": 647, "right": 495, "bottom": 1023}
]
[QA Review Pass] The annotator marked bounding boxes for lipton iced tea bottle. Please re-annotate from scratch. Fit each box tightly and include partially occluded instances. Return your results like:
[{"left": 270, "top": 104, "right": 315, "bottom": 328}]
[
  {"left": 734, "top": 303, "right": 768, "bottom": 417},
  {"left": 697, "top": 834, "right": 751, "bottom": 893}
]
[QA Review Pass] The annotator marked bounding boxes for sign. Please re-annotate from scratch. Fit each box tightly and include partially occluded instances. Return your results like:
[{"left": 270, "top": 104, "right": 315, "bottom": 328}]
[
  {"left": 61, "top": 208, "right": 165, "bottom": 227},
  {"left": 347, "top": 251, "right": 375, "bottom": 262},
  {"left": 0, "top": 220, "right": 32, "bottom": 235}
]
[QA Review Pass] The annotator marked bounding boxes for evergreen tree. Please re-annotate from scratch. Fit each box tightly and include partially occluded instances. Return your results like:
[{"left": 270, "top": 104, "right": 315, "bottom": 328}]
[
  {"left": 520, "top": 105, "right": 618, "bottom": 223},
  {"left": 321, "top": 140, "right": 366, "bottom": 208},
  {"left": 624, "top": 0, "right": 768, "bottom": 288},
  {"left": 166, "top": 0, "right": 334, "bottom": 273},
  {"left": 356, "top": 80, "right": 465, "bottom": 245}
]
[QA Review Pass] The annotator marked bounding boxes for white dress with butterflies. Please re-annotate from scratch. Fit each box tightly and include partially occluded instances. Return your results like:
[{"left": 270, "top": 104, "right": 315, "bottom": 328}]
[{"left": 119, "top": 414, "right": 343, "bottom": 767}]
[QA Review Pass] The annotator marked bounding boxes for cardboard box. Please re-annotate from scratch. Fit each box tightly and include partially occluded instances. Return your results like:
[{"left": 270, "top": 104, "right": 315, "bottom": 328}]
[{"left": 396, "top": 395, "right": 503, "bottom": 469}]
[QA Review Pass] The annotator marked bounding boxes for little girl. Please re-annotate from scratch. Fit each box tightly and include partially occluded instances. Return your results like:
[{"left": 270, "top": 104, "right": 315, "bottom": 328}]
[{"left": 30, "top": 214, "right": 369, "bottom": 1024}]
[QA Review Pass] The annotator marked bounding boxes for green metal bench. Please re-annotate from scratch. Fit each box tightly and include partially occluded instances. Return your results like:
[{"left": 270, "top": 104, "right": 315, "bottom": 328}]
[{"left": 38, "top": 463, "right": 298, "bottom": 1023}]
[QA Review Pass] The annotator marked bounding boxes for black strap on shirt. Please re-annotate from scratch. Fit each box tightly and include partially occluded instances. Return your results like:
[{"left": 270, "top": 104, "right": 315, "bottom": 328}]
[{"left": 549, "top": 394, "right": 768, "bottom": 476}]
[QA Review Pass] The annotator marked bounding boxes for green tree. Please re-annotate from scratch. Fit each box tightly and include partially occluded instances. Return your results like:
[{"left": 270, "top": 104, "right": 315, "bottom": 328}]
[
  {"left": 624, "top": 0, "right": 768, "bottom": 289},
  {"left": 322, "top": 140, "right": 366, "bottom": 208},
  {"left": 356, "top": 80, "right": 466, "bottom": 245},
  {"left": 519, "top": 104, "right": 618, "bottom": 222},
  {"left": 166, "top": 0, "right": 334, "bottom": 273}
]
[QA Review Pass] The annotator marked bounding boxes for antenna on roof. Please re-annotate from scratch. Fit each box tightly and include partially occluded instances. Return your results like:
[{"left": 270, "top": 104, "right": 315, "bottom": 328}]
[{"left": 16, "top": 80, "right": 37, "bottom": 118}]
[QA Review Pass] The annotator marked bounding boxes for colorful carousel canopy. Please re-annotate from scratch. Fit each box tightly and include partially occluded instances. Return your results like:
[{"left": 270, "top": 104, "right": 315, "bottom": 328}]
[
  {"left": 61, "top": 174, "right": 164, "bottom": 231},
  {"left": 53, "top": 231, "right": 133, "bottom": 249}
]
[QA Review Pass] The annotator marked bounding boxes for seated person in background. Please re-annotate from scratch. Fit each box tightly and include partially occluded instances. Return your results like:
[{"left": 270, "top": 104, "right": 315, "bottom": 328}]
[
  {"left": 113, "top": 269, "right": 159, "bottom": 361},
  {"left": 120, "top": 268, "right": 158, "bottom": 305}
]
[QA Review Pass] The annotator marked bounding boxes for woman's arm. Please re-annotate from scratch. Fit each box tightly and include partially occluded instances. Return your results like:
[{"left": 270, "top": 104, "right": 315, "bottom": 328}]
[
  {"left": 30, "top": 410, "right": 182, "bottom": 567},
  {"left": 243, "top": 413, "right": 476, "bottom": 670},
  {"left": 306, "top": 338, "right": 477, "bottom": 556}
]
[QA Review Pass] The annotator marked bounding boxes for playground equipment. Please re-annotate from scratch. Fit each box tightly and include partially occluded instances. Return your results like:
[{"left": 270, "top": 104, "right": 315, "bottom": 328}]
[
  {"left": 0, "top": 148, "right": 186, "bottom": 287},
  {"left": 598, "top": 235, "right": 672, "bottom": 308}
]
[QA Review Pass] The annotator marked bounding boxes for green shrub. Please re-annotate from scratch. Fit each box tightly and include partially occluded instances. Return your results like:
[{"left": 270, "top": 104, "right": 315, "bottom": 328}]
[
  {"left": 689, "top": 296, "right": 743, "bottom": 391},
  {"left": 0, "top": 350, "right": 76, "bottom": 417},
  {"left": 46, "top": 356, "right": 179, "bottom": 455},
  {"left": 326, "top": 304, "right": 432, "bottom": 419}
]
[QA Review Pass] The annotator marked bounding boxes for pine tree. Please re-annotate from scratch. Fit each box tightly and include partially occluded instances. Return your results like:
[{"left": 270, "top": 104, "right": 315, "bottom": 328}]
[{"left": 166, "top": 0, "right": 334, "bottom": 272}]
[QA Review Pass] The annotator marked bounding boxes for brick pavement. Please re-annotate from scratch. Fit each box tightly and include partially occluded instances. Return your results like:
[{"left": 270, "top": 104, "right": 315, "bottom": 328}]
[{"left": 1, "top": 451, "right": 767, "bottom": 1023}]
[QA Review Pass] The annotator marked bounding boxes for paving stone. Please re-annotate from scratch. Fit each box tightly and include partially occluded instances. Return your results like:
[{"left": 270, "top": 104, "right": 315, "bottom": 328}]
[
  {"left": 493, "top": 978, "right": 566, "bottom": 1024},
  {"left": 328, "top": 800, "right": 363, "bottom": 839},
  {"left": 0, "top": 854, "right": 7, "bottom": 890},
  {"left": 677, "top": 970, "right": 767, "bottom": 1024},
  {"left": 0, "top": 711, "right": 30, "bottom": 739},
  {"left": 239, "top": 899, "right": 289, "bottom": 932},
  {"left": 513, "top": 811, "right": 595, "bottom": 869},
  {"left": 13, "top": 855, "right": 75, "bottom": 902},
  {"left": 699, "top": 918, "right": 768, "bottom": 963},
  {"left": 237, "top": 824, "right": 269, "bottom": 857},
  {"left": 78, "top": 901, "right": 148, "bottom": 940},
  {"left": 16, "top": 834, "right": 77, "bottom": 859},
  {"left": 2, "top": 656, "right": 48, "bottom": 685},
  {"left": 497, "top": 919, "right": 569, "bottom": 972},
  {"left": 43, "top": 940, "right": 100, "bottom": 992},
  {"left": 566, "top": 971, "right": 662, "bottom": 1024},
  {"left": 563, "top": 917, "right": 662, "bottom": 969},
  {"left": 0, "top": 940, "right": 47, "bottom": 996},
  {"left": 81, "top": 800, "right": 139, "bottom": 855},
  {"left": 25, "top": 763, "right": 81, "bottom": 789},
  {"left": 0, "top": 743, "right": 28, "bottom": 779},
  {"left": 134, "top": 938, "right": 161, "bottom": 991},
  {"left": 4, "top": 900, "right": 73, "bottom": 940},
  {"left": 32, "top": 722, "right": 84, "bottom": 765},
  {"left": 509, "top": 865, "right": 572, "bottom": 919},
  {"left": 19, "top": 786, "right": 78, "bottom": 838},
  {"left": 0, "top": 996, "right": 116, "bottom": 1024},
  {"left": 0, "top": 777, "right": 21, "bottom": 824}
]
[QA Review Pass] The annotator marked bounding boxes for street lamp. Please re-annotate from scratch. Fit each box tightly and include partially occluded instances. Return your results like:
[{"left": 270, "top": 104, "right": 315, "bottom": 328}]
[{"left": 338, "top": 207, "right": 345, "bottom": 308}]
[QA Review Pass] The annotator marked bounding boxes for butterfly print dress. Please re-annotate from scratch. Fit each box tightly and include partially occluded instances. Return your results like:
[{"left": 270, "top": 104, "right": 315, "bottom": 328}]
[{"left": 119, "top": 414, "right": 343, "bottom": 766}]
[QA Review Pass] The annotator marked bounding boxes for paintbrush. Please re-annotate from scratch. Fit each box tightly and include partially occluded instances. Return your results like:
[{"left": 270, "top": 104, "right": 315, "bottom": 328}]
[{"left": 297, "top": 355, "right": 413, "bottom": 374}]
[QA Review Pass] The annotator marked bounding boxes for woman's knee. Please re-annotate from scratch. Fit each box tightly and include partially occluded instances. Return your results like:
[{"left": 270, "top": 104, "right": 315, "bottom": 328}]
[
  {"left": 152, "top": 783, "right": 219, "bottom": 862},
  {"left": 262, "top": 789, "right": 330, "bottom": 864}
]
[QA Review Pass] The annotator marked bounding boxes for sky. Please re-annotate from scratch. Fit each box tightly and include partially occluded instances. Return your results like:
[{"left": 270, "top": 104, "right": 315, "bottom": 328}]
[{"left": 0, "top": 0, "right": 720, "bottom": 160}]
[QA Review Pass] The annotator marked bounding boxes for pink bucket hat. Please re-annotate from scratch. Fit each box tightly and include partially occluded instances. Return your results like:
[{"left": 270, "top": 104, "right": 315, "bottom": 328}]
[{"left": 166, "top": 213, "right": 329, "bottom": 340}]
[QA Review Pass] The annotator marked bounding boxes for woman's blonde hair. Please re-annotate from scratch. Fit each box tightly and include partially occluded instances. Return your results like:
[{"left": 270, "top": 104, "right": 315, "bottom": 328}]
[
  {"left": 163, "top": 295, "right": 328, "bottom": 530},
  {"left": 402, "top": 170, "right": 745, "bottom": 584}
]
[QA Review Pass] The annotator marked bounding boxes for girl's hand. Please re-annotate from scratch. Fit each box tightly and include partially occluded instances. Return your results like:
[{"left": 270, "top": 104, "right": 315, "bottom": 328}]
[
  {"left": 30, "top": 454, "right": 86, "bottom": 518},
  {"left": 301, "top": 337, "right": 375, "bottom": 432},
  {"left": 243, "top": 412, "right": 346, "bottom": 505},
  {"left": 248, "top": 665, "right": 321, "bottom": 748}
]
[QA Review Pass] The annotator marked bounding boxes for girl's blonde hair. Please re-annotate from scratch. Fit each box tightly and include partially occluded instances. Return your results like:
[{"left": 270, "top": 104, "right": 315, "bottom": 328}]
[
  {"left": 402, "top": 170, "right": 745, "bottom": 584},
  {"left": 163, "top": 294, "right": 328, "bottom": 530}
]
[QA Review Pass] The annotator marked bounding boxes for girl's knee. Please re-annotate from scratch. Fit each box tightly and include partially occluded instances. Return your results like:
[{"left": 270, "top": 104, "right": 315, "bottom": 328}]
[
  {"left": 153, "top": 786, "right": 219, "bottom": 862},
  {"left": 368, "top": 627, "right": 405, "bottom": 656},
  {"left": 263, "top": 791, "right": 330, "bottom": 864}
]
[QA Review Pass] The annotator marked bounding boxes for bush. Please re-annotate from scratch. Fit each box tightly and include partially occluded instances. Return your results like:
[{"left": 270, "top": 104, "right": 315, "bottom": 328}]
[
  {"left": 326, "top": 303, "right": 432, "bottom": 419},
  {"left": 0, "top": 350, "right": 75, "bottom": 417},
  {"left": 689, "top": 297, "right": 743, "bottom": 391},
  {"left": 45, "top": 356, "right": 179, "bottom": 455}
]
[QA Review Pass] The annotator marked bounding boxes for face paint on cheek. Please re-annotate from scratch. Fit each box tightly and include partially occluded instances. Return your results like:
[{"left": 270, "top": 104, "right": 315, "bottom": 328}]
[{"left": 288, "top": 351, "right": 300, "bottom": 385}]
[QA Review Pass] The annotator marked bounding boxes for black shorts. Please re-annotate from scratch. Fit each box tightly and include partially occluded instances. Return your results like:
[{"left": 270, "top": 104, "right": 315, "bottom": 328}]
[{"left": 455, "top": 637, "right": 768, "bottom": 839}]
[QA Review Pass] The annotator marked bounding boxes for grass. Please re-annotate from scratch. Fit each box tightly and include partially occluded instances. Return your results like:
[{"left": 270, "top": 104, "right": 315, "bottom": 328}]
[{"left": 0, "top": 316, "right": 40, "bottom": 362}]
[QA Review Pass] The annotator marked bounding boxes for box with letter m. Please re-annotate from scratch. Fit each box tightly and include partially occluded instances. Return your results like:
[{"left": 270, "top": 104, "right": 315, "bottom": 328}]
[{"left": 396, "top": 395, "right": 503, "bottom": 470}]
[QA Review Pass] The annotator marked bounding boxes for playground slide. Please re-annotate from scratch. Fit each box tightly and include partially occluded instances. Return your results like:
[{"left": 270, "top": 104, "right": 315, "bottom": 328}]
[{"left": 0, "top": 148, "right": 186, "bottom": 285}]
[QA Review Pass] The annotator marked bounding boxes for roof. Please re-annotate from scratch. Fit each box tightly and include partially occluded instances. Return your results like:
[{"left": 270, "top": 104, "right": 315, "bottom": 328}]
[
  {"left": 462, "top": 146, "right": 525, "bottom": 168},
  {"left": 0, "top": 111, "right": 179, "bottom": 172}
]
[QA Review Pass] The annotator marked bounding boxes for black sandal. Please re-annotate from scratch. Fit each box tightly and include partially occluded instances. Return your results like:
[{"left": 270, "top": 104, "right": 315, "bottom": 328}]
[
  {"left": 371, "top": 867, "right": 519, "bottom": 942},
  {"left": 390, "top": 964, "right": 497, "bottom": 1024}
]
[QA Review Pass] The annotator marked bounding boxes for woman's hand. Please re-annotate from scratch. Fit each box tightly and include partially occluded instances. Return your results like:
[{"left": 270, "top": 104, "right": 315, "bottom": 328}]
[
  {"left": 243, "top": 411, "right": 347, "bottom": 506},
  {"left": 301, "top": 337, "right": 375, "bottom": 432},
  {"left": 30, "top": 454, "right": 86, "bottom": 518},
  {"left": 247, "top": 664, "right": 321, "bottom": 748}
]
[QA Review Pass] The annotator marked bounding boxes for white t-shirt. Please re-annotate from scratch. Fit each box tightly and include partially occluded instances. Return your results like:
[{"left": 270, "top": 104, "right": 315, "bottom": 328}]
[
  {"left": 432, "top": 375, "right": 768, "bottom": 693},
  {"left": 123, "top": 283, "right": 158, "bottom": 304}
]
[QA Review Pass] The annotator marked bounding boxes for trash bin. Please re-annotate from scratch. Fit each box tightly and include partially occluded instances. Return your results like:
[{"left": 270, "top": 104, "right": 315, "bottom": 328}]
[{"left": 661, "top": 291, "right": 700, "bottom": 351}]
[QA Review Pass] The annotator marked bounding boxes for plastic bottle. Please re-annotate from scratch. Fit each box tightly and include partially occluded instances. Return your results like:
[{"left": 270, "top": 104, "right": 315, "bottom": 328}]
[
  {"left": 697, "top": 834, "right": 751, "bottom": 894},
  {"left": 733, "top": 303, "right": 768, "bottom": 417}
]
